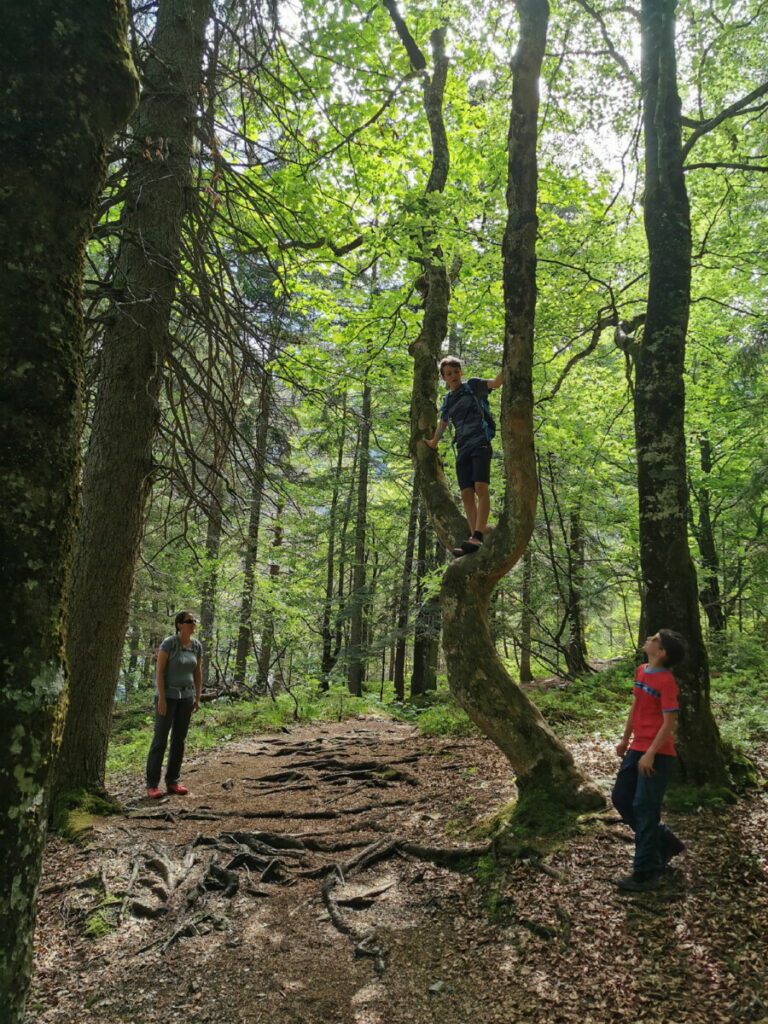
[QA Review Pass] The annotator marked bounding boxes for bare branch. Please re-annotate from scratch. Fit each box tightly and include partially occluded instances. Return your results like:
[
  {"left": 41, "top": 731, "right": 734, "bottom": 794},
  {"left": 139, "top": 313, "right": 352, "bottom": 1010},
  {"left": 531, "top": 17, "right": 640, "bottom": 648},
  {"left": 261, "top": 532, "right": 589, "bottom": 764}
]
[{"left": 682, "top": 81, "right": 768, "bottom": 160}]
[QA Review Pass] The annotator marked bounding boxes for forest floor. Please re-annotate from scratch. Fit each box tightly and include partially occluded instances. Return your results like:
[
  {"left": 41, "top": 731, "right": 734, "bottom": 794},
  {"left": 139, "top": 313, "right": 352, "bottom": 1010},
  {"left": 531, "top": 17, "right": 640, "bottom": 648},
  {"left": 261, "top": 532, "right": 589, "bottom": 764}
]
[{"left": 27, "top": 717, "right": 768, "bottom": 1024}]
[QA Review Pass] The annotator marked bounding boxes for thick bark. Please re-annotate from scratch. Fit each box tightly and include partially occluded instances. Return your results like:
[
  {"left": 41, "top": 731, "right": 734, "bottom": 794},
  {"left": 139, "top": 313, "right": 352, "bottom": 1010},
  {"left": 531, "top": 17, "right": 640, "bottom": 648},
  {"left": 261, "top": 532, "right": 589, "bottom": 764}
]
[
  {"left": 393, "top": 483, "right": 420, "bottom": 699},
  {"left": 347, "top": 384, "right": 372, "bottom": 696},
  {"left": 0, "top": 2, "right": 137, "bottom": 1016},
  {"left": 55, "top": 0, "right": 213, "bottom": 796},
  {"left": 637, "top": 0, "right": 726, "bottom": 784},
  {"left": 404, "top": 1, "right": 602, "bottom": 812}
]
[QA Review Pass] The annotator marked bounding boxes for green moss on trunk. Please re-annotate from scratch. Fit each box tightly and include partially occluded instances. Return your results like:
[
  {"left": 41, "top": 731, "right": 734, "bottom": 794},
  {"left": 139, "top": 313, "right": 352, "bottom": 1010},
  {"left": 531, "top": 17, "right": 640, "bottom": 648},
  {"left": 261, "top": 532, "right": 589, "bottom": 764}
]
[{"left": 0, "top": 2, "right": 138, "bottom": 1018}]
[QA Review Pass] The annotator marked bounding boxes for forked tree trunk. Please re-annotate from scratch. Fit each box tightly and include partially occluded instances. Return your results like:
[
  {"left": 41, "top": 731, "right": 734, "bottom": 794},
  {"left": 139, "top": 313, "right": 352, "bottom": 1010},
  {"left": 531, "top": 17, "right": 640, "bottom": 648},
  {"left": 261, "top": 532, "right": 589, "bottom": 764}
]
[
  {"left": 402, "top": 0, "right": 602, "bottom": 815},
  {"left": 637, "top": 0, "right": 726, "bottom": 784},
  {"left": 0, "top": 3, "right": 137, "bottom": 1017},
  {"left": 55, "top": 0, "right": 213, "bottom": 796}
]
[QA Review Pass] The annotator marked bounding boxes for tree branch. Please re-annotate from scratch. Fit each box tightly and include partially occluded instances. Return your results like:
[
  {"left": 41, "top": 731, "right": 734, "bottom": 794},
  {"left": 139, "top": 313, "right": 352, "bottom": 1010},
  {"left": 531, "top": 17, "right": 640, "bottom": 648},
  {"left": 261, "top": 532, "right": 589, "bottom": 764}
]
[{"left": 682, "top": 81, "right": 768, "bottom": 160}]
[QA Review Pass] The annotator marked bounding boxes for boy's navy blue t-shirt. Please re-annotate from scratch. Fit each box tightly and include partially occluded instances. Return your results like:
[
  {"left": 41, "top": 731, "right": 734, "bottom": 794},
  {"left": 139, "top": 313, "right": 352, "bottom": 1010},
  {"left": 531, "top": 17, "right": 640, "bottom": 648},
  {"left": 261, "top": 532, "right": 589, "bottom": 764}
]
[{"left": 440, "top": 378, "right": 489, "bottom": 455}]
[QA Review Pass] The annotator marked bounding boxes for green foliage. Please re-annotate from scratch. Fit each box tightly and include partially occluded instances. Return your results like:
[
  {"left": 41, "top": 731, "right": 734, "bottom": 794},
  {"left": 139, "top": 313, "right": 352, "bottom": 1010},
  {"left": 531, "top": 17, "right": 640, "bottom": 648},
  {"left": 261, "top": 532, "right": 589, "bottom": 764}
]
[
  {"left": 389, "top": 688, "right": 479, "bottom": 737},
  {"left": 664, "top": 784, "right": 738, "bottom": 813},
  {"left": 523, "top": 658, "right": 635, "bottom": 736},
  {"left": 711, "top": 669, "right": 768, "bottom": 746},
  {"left": 83, "top": 896, "right": 121, "bottom": 939}
]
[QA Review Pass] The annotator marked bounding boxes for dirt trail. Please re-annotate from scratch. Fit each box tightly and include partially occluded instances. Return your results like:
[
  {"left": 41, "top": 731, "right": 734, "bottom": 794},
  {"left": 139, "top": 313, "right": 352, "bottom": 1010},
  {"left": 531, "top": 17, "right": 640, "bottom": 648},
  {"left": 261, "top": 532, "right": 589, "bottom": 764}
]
[{"left": 28, "top": 718, "right": 768, "bottom": 1024}]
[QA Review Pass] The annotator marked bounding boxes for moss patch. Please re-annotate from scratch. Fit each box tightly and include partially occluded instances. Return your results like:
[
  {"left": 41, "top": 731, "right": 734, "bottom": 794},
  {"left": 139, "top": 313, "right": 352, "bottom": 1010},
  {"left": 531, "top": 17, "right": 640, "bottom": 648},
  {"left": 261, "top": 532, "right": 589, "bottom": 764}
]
[{"left": 50, "top": 787, "right": 122, "bottom": 840}]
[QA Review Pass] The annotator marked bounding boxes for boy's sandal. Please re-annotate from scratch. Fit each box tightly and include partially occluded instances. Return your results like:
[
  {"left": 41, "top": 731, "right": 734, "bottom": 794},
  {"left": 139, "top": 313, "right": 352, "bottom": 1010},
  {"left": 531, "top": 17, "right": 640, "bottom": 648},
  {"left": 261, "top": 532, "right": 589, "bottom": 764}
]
[{"left": 452, "top": 539, "right": 483, "bottom": 557}]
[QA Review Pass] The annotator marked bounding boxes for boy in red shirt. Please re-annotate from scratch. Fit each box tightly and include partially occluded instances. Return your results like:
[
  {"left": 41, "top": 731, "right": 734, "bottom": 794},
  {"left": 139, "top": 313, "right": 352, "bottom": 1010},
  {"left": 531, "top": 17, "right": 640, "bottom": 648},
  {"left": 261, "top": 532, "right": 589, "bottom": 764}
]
[{"left": 612, "top": 629, "right": 687, "bottom": 891}]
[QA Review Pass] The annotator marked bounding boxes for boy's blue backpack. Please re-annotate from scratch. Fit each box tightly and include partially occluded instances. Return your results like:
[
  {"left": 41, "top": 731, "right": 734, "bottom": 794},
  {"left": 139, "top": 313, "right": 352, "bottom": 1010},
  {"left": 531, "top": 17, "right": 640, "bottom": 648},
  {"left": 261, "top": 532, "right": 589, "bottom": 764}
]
[{"left": 443, "top": 382, "right": 496, "bottom": 445}]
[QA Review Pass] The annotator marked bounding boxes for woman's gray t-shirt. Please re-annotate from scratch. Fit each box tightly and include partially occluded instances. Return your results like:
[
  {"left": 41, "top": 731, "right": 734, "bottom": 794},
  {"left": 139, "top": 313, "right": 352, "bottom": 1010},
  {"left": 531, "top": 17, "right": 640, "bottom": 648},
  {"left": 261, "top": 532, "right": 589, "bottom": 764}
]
[{"left": 157, "top": 636, "right": 203, "bottom": 699}]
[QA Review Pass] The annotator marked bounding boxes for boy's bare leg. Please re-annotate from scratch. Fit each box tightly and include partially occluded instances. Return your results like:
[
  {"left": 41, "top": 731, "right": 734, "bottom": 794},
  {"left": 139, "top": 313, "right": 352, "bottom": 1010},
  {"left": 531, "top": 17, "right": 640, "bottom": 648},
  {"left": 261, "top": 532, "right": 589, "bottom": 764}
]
[
  {"left": 474, "top": 482, "right": 490, "bottom": 536},
  {"left": 460, "top": 487, "right": 477, "bottom": 534}
]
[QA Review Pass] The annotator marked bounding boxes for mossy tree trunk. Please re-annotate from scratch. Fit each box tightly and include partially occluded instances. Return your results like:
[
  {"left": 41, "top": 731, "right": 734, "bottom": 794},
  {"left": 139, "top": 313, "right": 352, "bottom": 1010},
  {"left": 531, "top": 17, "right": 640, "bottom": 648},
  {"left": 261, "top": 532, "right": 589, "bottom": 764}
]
[
  {"left": 402, "top": 0, "right": 603, "bottom": 815},
  {"left": 637, "top": 0, "right": 727, "bottom": 785},
  {"left": 0, "top": 2, "right": 138, "bottom": 1017},
  {"left": 54, "top": 0, "right": 214, "bottom": 796}
]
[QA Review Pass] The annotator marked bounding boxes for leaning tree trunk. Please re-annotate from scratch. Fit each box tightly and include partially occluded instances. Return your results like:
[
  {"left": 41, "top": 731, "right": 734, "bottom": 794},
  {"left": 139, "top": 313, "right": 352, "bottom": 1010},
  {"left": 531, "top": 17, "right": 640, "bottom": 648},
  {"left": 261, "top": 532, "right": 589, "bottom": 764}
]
[
  {"left": 0, "top": 3, "right": 137, "bottom": 1017},
  {"left": 637, "top": 0, "right": 726, "bottom": 784},
  {"left": 399, "top": 0, "right": 602, "bottom": 816},
  {"left": 55, "top": 0, "right": 213, "bottom": 797}
]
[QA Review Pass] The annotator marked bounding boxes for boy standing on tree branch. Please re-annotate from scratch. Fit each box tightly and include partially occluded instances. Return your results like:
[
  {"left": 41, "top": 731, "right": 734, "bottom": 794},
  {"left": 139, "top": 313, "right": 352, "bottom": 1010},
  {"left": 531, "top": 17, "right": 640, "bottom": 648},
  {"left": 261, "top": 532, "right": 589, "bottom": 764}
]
[
  {"left": 425, "top": 355, "right": 503, "bottom": 557},
  {"left": 612, "top": 629, "right": 687, "bottom": 892}
]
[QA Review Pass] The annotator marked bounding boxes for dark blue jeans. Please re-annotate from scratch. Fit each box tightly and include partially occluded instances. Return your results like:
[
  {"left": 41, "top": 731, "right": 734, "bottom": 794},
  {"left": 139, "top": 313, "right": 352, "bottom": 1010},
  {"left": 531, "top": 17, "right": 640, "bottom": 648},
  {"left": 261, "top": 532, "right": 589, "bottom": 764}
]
[
  {"left": 145, "top": 696, "right": 194, "bottom": 788},
  {"left": 611, "top": 750, "right": 679, "bottom": 874}
]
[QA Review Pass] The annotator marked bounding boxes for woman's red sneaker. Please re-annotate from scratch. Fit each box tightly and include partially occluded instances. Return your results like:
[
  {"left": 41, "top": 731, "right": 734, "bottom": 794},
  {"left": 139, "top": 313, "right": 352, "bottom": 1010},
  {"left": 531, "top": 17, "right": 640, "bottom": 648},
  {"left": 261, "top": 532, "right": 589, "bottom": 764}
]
[
  {"left": 146, "top": 787, "right": 163, "bottom": 799},
  {"left": 166, "top": 783, "right": 189, "bottom": 795}
]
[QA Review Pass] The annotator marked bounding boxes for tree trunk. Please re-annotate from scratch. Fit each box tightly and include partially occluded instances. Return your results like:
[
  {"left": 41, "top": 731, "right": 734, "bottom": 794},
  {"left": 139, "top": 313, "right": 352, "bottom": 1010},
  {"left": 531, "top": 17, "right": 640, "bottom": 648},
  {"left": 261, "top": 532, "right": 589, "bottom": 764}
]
[
  {"left": 637, "top": 0, "right": 726, "bottom": 784},
  {"left": 410, "top": 502, "right": 441, "bottom": 696},
  {"left": 200, "top": 475, "right": 225, "bottom": 691},
  {"left": 257, "top": 510, "right": 284, "bottom": 694},
  {"left": 0, "top": 2, "right": 137, "bottom": 1017},
  {"left": 563, "top": 509, "right": 591, "bottom": 677},
  {"left": 393, "top": 482, "right": 420, "bottom": 699},
  {"left": 233, "top": 370, "right": 272, "bottom": 688},
  {"left": 321, "top": 399, "right": 348, "bottom": 687},
  {"left": 690, "top": 433, "right": 726, "bottom": 635},
  {"left": 519, "top": 546, "right": 534, "bottom": 682},
  {"left": 347, "top": 383, "right": 372, "bottom": 696},
  {"left": 405, "top": 0, "right": 602, "bottom": 815},
  {"left": 55, "top": 0, "right": 213, "bottom": 796},
  {"left": 538, "top": 456, "right": 592, "bottom": 676}
]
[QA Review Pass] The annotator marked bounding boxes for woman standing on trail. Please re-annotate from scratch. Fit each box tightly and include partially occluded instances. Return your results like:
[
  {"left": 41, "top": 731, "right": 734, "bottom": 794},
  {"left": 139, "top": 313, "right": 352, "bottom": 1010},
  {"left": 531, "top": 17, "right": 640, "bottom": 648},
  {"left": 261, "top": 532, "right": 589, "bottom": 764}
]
[{"left": 145, "top": 611, "right": 203, "bottom": 798}]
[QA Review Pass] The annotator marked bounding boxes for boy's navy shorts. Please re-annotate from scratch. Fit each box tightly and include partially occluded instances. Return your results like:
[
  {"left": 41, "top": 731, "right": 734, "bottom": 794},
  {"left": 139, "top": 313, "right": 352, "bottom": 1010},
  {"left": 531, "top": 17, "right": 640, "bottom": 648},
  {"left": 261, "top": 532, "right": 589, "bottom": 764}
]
[{"left": 456, "top": 443, "right": 492, "bottom": 491}]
